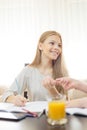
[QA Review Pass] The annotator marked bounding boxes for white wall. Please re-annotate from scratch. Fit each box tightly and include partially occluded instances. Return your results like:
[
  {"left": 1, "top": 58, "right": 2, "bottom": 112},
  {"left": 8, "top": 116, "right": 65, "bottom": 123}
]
[{"left": 0, "top": 0, "right": 87, "bottom": 86}]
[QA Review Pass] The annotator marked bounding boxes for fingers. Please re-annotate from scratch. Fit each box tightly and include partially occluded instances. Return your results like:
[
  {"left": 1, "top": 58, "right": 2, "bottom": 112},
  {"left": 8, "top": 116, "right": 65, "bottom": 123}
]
[
  {"left": 42, "top": 76, "right": 56, "bottom": 89},
  {"left": 42, "top": 76, "right": 73, "bottom": 92},
  {"left": 55, "top": 78, "right": 71, "bottom": 90},
  {"left": 42, "top": 76, "right": 61, "bottom": 97},
  {"left": 14, "top": 95, "right": 27, "bottom": 106}
]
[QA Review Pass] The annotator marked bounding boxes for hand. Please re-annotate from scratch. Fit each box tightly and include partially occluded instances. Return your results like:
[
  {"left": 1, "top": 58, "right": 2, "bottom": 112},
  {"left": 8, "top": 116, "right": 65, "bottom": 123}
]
[
  {"left": 6, "top": 95, "right": 27, "bottom": 106},
  {"left": 42, "top": 76, "right": 60, "bottom": 97},
  {"left": 55, "top": 77, "right": 79, "bottom": 90},
  {"left": 13, "top": 95, "right": 27, "bottom": 106},
  {"left": 42, "top": 76, "right": 56, "bottom": 90}
]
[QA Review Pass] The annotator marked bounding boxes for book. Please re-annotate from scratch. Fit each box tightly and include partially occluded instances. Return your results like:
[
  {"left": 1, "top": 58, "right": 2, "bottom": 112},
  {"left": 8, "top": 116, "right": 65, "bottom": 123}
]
[
  {"left": 0, "top": 112, "right": 27, "bottom": 121},
  {"left": 66, "top": 108, "right": 87, "bottom": 116},
  {"left": 0, "top": 101, "right": 48, "bottom": 120}
]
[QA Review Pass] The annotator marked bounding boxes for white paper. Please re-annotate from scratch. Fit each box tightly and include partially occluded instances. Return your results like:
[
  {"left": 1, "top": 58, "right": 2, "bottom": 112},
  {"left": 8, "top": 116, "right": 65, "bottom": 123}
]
[{"left": 0, "top": 101, "right": 48, "bottom": 113}]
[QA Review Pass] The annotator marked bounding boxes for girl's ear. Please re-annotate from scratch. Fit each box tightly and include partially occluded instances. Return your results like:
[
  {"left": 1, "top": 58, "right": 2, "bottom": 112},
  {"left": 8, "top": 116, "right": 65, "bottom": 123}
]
[{"left": 39, "top": 42, "right": 43, "bottom": 51}]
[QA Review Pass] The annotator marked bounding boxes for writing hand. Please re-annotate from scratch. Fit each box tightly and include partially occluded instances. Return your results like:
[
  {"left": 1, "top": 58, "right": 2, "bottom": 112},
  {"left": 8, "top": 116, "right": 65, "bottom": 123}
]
[{"left": 13, "top": 95, "right": 27, "bottom": 106}]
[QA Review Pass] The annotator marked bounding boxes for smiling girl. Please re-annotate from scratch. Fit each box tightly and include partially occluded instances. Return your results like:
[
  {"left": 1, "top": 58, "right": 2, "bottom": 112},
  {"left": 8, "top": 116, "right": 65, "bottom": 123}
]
[{"left": 2, "top": 31, "right": 68, "bottom": 106}]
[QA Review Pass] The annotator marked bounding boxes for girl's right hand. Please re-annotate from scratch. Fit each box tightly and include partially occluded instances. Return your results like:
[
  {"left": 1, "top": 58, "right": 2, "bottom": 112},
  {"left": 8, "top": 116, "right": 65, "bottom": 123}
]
[{"left": 6, "top": 95, "right": 27, "bottom": 106}]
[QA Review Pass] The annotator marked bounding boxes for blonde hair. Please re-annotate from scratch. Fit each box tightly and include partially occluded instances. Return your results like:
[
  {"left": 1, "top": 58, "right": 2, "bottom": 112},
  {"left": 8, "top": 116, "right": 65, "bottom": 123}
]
[{"left": 30, "top": 31, "right": 68, "bottom": 94}]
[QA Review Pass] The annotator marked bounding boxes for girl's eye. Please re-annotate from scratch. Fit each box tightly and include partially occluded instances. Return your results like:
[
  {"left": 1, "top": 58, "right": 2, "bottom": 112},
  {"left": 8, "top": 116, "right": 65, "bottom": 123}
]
[
  {"left": 50, "top": 42, "right": 55, "bottom": 45},
  {"left": 58, "top": 44, "right": 62, "bottom": 47}
]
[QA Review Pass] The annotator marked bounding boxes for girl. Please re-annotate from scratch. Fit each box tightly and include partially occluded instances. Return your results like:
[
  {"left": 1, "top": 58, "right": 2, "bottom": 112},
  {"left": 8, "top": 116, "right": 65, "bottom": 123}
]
[{"left": 2, "top": 31, "right": 68, "bottom": 106}]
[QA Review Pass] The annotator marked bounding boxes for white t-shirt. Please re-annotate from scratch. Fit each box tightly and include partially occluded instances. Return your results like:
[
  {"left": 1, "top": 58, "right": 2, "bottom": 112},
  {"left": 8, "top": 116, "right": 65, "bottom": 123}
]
[{"left": 2, "top": 66, "right": 52, "bottom": 102}]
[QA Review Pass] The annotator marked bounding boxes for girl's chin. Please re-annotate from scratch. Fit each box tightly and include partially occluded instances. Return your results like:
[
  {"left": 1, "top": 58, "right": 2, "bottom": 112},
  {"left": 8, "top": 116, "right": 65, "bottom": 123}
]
[
  {"left": 52, "top": 55, "right": 59, "bottom": 59},
  {"left": 52, "top": 57, "right": 58, "bottom": 60}
]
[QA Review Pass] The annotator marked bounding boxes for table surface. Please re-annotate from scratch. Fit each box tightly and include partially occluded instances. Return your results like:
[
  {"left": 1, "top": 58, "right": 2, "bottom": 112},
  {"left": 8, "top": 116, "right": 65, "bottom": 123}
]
[{"left": 0, "top": 114, "right": 87, "bottom": 130}]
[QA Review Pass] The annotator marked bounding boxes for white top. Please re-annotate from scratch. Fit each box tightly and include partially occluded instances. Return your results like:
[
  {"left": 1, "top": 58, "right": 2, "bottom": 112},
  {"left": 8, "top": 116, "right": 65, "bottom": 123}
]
[{"left": 2, "top": 66, "right": 52, "bottom": 102}]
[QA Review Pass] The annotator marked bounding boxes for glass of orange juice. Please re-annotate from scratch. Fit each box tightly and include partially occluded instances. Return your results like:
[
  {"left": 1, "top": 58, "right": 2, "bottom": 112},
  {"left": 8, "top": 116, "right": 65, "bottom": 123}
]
[{"left": 47, "top": 95, "right": 67, "bottom": 126}]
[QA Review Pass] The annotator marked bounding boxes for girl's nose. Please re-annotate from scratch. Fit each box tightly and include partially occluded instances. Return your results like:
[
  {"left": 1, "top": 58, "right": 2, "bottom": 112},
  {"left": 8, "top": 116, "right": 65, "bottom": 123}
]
[{"left": 54, "top": 44, "right": 58, "bottom": 49}]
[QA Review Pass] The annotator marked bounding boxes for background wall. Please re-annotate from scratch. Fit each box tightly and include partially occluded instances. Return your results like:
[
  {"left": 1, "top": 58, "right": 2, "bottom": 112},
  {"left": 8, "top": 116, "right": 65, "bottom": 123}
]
[{"left": 0, "top": 0, "right": 87, "bottom": 86}]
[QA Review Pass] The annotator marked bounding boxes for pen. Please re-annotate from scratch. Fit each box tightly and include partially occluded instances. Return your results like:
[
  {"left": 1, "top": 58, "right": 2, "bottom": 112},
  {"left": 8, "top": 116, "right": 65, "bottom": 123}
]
[{"left": 22, "top": 108, "right": 38, "bottom": 117}]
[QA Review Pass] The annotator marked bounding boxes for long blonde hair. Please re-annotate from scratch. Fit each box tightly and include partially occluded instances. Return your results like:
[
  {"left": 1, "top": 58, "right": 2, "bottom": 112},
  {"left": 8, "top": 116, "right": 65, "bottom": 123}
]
[{"left": 30, "top": 31, "right": 68, "bottom": 94}]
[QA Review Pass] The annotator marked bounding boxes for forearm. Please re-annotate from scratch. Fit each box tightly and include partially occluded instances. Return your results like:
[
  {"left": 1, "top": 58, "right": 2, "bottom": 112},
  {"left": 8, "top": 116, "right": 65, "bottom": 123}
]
[
  {"left": 66, "top": 97, "right": 87, "bottom": 108},
  {"left": 76, "top": 81, "right": 87, "bottom": 93}
]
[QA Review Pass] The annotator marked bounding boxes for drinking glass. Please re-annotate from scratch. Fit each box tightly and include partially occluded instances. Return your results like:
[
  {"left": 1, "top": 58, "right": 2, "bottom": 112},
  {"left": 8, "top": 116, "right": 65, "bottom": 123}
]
[{"left": 47, "top": 94, "right": 67, "bottom": 126}]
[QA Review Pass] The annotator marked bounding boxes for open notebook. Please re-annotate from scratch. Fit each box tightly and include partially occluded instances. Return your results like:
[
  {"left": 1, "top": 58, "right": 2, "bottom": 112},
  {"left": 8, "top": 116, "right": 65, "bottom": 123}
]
[
  {"left": 66, "top": 108, "right": 87, "bottom": 116},
  {"left": 0, "top": 101, "right": 48, "bottom": 121},
  {"left": 0, "top": 102, "right": 87, "bottom": 117},
  {"left": 0, "top": 112, "right": 27, "bottom": 121},
  {"left": 0, "top": 101, "right": 48, "bottom": 113}
]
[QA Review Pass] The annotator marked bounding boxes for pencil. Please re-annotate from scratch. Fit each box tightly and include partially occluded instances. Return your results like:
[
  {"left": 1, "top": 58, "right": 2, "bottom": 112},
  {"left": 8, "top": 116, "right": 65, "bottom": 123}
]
[{"left": 22, "top": 108, "right": 38, "bottom": 117}]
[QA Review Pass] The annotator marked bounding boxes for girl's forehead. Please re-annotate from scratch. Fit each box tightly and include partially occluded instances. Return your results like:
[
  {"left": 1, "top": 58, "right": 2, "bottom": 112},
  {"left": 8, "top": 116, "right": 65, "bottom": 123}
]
[{"left": 45, "top": 35, "right": 62, "bottom": 42}]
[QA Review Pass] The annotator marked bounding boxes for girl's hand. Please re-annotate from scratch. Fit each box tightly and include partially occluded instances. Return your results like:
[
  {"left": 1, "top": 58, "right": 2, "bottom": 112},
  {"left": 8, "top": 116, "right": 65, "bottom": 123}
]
[
  {"left": 42, "top": 76, "right": 56, "bottom": 90},
  {"left": 13, "top": 95, "right": 27, "bottom": 106},
  {"left": 42, "top": 76, "right": 60, "bottom": 97},
  {"left": 6, "top": 95, "right": 27, "bottom": 106}
]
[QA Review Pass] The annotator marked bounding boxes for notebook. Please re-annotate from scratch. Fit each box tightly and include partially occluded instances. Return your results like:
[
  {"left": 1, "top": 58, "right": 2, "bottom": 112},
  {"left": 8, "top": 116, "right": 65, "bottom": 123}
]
[
  {"left": 66, "top": 108, "right": 87, "bottom": 116},
  {"left": 0, "top": 112, "right": 27, "bottom": 121}
]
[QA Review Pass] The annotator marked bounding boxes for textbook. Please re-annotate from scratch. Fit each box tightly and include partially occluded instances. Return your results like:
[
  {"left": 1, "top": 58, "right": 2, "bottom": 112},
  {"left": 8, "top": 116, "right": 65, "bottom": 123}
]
[{"left": 66, "top": 108, "right": 87, "bottom": 116}]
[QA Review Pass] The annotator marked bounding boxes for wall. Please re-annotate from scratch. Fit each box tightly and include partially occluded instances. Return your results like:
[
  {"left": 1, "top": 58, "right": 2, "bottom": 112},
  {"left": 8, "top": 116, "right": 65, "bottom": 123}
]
[{"left": 0, "top": 0, "right": 87, "bottom": 86}]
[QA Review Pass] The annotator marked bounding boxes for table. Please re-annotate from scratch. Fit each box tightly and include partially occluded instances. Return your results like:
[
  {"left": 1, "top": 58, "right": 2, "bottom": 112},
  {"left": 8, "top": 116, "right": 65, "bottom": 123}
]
[{"left": 0, "top": 115, "right": 87, "bottom": 130}]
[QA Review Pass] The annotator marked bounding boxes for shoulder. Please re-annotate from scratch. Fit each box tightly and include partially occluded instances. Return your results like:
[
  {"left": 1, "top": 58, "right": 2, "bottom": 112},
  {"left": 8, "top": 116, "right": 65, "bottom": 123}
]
[
  {"left": 23, "top": 65, "right": 34, "bottom": 73},
  {"left": 16, "top": 65, "right": 33, "bottom": 76},
  {"left": 20, "top": 65, "right": 43, "bottom": 78},
  {"left": 23, "top": 65, "right": 38, "bottom": 75}
]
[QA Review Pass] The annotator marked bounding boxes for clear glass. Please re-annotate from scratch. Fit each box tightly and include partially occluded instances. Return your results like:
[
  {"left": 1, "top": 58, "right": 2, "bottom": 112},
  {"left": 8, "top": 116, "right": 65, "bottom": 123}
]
[{"left": 47, "top": 94, "right": 67, "bottom": 126}]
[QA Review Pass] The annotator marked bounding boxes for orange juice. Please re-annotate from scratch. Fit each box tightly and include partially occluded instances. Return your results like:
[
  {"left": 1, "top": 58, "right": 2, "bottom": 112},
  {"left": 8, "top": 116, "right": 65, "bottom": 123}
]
[{"left": 48, "top": 101, "right": 65, "bottom": 120}]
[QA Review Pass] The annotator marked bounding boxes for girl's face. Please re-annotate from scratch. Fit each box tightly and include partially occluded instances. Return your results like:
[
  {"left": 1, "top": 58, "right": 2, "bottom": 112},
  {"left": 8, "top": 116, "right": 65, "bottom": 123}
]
[{"left": 39, "top": 35, "right": 62, "bottom": 61}]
